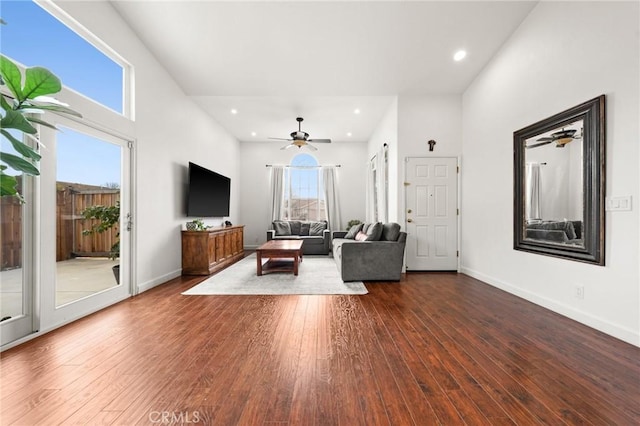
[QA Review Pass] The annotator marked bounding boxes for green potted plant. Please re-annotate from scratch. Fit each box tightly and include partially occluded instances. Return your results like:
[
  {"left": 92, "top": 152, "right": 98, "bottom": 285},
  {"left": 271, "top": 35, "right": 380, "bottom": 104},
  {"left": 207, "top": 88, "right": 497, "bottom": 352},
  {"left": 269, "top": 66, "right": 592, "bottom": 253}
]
[
  {"left": 346, "top": 219, "right": 362, "bottom": 230},
  {"left": 186, "top": 219, "right": 211, "bottom": 231},
  {"left": 0, "top": 52, "right": 81, "bottom": 200},
  {"left": 81, "top": 202, "right": 120, "bottom": 283}
]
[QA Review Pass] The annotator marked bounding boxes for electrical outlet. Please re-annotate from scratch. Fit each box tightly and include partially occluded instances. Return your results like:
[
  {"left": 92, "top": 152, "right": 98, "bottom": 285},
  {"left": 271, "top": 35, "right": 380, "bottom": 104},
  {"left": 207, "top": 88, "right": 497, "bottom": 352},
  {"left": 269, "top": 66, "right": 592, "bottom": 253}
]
[{"left": 575, "top": 285, "right": 585, "bottom": 299}]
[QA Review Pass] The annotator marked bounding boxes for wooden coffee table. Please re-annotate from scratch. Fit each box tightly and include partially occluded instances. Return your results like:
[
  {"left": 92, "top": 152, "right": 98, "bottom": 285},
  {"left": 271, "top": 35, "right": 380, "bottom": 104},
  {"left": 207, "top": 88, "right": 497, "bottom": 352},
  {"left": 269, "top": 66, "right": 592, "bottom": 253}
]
[{"left": 256, "top": 240, "right": 304, "bottom": 276}]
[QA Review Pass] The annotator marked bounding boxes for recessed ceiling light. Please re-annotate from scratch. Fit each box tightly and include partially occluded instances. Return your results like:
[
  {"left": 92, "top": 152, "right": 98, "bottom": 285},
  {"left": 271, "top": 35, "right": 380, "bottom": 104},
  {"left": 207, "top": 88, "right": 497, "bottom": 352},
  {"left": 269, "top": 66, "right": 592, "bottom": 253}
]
[
  {"left": 453, "top": 50, "right": 467, "bottom": 61},
  {"left": 354, "top": 108, "right": 360, "bottom": 114},
  {"left": 347, "top": 132, "right": 352, "bottom": 137},
  {"left": 251, "top": 131, "right": 257, "bottom": 137},
  {"left": 230, "top": 109, "right": 238, "bottom": 114}
]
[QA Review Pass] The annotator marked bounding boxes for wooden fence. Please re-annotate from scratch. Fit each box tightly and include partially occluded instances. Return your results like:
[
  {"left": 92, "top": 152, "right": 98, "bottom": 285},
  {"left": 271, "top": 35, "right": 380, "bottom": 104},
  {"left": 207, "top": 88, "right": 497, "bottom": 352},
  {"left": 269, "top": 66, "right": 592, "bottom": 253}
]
[{"left": 1, "top": 186, "right": 119, "bottom": 270}]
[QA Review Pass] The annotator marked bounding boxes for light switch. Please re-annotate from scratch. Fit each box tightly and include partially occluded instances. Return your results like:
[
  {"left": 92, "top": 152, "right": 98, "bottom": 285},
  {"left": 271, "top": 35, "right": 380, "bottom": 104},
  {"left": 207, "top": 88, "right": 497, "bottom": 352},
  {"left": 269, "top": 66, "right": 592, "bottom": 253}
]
[{"left": 606, "top": 196, "right": 632, "bottom": 211}]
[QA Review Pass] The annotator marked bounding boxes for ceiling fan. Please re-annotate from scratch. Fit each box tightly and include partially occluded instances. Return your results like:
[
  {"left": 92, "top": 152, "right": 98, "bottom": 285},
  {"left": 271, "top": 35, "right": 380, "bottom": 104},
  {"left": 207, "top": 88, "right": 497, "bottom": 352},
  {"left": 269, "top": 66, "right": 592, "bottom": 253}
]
[
  {"left": 526, "top": 128, "right": 582, "bottom": 149},
  {"left": 269, "top": 117, "right": 331, "bottom": 151}
]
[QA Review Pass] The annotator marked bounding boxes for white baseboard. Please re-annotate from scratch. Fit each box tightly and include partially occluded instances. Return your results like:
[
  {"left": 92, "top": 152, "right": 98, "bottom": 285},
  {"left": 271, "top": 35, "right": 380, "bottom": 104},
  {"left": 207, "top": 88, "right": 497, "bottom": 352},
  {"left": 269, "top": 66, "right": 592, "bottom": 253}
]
[
  {"left": 461, "top": 266, "right": 640, "bottom": 347},
  {"left": 137, "top": 269, "right": 182, "bottom": 294}
]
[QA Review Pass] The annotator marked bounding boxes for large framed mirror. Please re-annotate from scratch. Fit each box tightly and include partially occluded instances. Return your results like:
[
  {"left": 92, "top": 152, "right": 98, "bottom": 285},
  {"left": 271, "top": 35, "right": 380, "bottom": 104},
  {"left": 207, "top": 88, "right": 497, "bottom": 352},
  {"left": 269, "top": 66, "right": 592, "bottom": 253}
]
[{"left": 514, "top": 95, "right": 605, "bottom": 265}]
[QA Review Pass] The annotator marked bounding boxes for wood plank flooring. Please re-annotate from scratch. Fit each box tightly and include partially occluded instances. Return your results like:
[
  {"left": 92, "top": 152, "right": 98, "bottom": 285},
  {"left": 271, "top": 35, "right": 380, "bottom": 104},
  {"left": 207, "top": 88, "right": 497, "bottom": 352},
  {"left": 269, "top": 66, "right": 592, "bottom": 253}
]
[{"left": 1, "top": 272, "right": 639, "bottom": 425}]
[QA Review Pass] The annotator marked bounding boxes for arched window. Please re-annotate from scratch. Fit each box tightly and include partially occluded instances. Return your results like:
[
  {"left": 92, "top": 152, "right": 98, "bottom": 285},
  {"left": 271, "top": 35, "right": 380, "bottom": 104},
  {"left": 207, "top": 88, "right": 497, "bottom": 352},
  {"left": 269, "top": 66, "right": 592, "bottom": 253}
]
[{"left": 284, "top": 154, "right": 326, "bottom": 221}]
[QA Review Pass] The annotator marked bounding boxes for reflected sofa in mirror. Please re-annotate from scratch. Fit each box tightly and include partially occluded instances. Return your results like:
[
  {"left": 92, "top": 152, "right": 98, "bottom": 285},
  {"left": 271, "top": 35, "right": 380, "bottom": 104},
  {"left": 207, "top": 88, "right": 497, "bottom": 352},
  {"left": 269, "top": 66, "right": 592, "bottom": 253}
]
[{"left": 513, "top": 95, "right": 605, "bottom": 265}]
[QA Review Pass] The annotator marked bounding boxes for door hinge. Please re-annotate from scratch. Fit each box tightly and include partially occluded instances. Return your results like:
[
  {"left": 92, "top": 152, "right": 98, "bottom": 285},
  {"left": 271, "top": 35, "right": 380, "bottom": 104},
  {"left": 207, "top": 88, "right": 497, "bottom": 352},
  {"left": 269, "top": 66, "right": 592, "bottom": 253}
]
[
  {"left": 457, "top": 166, "right": 460, "bottom": 173},
  {"left": 457, "top": 250, "right": 459, "bottom": 257},
  {"left": 457, "top": 208, "right": 459, "bottom": 215},
  {"left": 404, "top": 182, "right": 411, "bottom": 186},
  {"left": 128, "top": 141, "right": 134, "bottom": 149},
  {"left": 126, "top": 213, "right": 133, "bottom": 231}
]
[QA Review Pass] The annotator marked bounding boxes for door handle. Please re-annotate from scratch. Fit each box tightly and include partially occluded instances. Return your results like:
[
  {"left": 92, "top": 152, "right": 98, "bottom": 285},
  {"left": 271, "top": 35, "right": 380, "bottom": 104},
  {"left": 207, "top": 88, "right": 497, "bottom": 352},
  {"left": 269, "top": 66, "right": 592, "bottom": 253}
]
[{"left": 407, "top": 219, "right": 413, "bottom": 223}]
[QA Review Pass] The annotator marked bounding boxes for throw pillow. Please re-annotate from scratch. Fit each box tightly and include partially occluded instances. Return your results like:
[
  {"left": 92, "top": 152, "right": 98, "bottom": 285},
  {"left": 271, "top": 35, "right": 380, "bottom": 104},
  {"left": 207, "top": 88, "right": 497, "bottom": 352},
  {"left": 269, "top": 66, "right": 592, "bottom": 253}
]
[
  {"left": 273, "top": 221, "right": 291, "bottom": 236},
  {"left": 355, "top": 231, "right": 368, "bottom": 241},
  {"left": 361, "top": 223, "right": 371, "bottom": 234},
  {"left": 300, "top": 222, "right": 311, "bottom": 236},
  {"left": 289, "top": 221, "right": 302, "bottom": 235},
  {"left": 344, "top": 223, "right": 364, "bottom": 239},
  {"left": 309, "top": 221, "right": 327, "bottom": 236},
  {"left": 381, "top": 222, "right": 401, "bottom": 241},
  {"left": 365, "top": 222, "right": 383, "bottom": 241}
]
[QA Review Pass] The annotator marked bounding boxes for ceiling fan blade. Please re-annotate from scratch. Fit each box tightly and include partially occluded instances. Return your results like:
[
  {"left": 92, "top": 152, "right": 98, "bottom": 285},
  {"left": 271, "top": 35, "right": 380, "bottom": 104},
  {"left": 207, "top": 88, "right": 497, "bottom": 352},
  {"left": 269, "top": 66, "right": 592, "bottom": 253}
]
[
  {"left": 280, "top": 143, "right": 295, "bottom": 150},
  {"left": 526, "top": 140, "right": 553, "bottom": 149},
  {"left": 270, "top": 137, "right": 292, "bottom": 141},
  {"left": 306, "top": 143, "right": 318, "bottom": 151},
  {"left": 307, "top": 138, "right": 331, "bottom": 143},
  {"left": 536, "top": 137, "right": 553, "bottom": 142}
]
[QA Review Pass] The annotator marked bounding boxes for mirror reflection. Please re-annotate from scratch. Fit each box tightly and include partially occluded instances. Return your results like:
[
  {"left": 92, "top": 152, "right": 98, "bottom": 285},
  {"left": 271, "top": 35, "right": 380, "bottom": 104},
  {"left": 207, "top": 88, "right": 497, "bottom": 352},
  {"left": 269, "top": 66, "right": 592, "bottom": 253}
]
[
  {"left": 524, "top": 119, "right": 584, "bottom": 247},
  {"left": 513, "top": 94, "right": 605, "bottom": 265}
]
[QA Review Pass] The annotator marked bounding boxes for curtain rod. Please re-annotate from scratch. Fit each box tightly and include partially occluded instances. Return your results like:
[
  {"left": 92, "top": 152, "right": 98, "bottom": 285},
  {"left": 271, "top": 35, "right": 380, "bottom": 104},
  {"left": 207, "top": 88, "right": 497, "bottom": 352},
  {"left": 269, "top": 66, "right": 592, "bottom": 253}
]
[{"left": 265, "top": 164, "right": 341, "bottom": 168}]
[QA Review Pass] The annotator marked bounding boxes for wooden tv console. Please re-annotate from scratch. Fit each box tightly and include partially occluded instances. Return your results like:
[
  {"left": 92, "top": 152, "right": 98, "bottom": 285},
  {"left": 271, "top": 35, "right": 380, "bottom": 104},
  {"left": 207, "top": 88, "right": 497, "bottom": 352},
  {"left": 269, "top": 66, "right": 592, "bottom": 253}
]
[{"left": 181, "top": 225, "right": 244, "bottom": 275}]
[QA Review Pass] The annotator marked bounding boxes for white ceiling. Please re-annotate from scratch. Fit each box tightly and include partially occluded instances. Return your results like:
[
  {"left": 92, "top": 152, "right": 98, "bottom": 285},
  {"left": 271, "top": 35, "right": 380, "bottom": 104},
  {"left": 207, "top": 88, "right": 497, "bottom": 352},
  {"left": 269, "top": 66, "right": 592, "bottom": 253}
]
[{"left": 111, "top": 1, "right": 537, "bottom": 143}]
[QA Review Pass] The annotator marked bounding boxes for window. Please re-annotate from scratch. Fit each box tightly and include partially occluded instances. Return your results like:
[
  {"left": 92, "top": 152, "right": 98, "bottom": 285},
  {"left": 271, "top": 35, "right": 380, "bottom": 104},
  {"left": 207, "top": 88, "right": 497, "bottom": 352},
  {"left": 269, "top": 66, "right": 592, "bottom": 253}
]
[
  {"left": 283, "top": 154, "right": 326, "bottom": 221},
  {"left": 1, "top": 0, "right": 126, "bottom": 115}
]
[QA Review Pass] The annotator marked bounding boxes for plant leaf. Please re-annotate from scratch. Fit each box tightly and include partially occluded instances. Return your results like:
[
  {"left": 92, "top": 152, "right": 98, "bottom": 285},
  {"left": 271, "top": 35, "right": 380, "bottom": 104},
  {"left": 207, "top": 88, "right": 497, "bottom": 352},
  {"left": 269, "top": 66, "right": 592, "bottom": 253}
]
[
  {"left": 0, "top": 94, "right": 13, "bottom": 112},
  {"left": 23, "top": 66, "right": 61, "bottom": 99},
  {"left": 26, "top": 116, "right": 58, "bottom": 131},
  {"left": 1, "top": 130, "right": 41, "bottom": 160},
  {"left": 1, "top": 110, "right": 38, "bottom": 134},
  {"left": 0, "top": 109, "right": 38, "bottom": 134},
  {"left": 0, "top": 172, "right": 19, "bottom": 197},
  {"left": 0, "top": 55, "right": 24, "bottom": 101},
  {"left": 25, "top": 102, "right": 82, "bottom": 118},
  {"left": 0, "top": 152, "right": 39, "bottom": 175}
]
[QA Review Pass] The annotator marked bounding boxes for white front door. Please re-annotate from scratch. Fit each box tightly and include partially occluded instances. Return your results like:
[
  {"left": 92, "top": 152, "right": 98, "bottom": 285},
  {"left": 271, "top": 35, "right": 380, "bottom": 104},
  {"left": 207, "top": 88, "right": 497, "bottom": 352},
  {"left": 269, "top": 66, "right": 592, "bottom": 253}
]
[{"left": 405, "top": 157, "right": 458, "bottom": 271}]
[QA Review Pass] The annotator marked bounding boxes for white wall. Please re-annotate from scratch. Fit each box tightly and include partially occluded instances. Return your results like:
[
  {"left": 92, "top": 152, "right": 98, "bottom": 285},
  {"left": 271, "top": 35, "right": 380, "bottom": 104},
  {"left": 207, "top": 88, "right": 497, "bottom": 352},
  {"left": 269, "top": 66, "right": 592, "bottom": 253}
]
[
  {"left": 461, "top": 1, "right": 639, "bottom": 345},
  {"left": 56, "top": 1, "right": 240, "bottom": 292},
  {"left": 239, "top": 141, "right": 367, "bottom": 248}
]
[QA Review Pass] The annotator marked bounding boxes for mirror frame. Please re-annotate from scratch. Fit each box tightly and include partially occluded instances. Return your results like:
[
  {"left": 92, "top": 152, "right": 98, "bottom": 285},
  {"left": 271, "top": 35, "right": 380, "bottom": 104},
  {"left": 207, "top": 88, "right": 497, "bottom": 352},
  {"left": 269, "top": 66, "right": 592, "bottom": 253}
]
[{"left": 513, "top": 95, "right": 605, "bottom": 265}]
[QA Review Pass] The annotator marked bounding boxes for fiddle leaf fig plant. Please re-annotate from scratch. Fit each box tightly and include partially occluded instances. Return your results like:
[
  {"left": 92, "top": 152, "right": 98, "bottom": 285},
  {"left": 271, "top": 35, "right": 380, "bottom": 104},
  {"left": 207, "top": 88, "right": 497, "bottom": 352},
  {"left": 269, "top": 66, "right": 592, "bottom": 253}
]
[{"left": 0, "top": 52, "right": 81, "bottom": 199}]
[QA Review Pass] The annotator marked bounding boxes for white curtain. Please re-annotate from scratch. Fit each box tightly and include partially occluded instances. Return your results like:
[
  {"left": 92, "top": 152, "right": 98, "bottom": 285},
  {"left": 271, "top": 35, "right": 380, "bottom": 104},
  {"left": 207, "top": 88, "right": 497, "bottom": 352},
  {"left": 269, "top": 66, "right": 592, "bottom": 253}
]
[
  {"left": 268, "top": 166, "right": 285, "bottom": 224},
  {"left": 322, "top": 167, "right": 342, "bottom": 231},
  {"left": 365, "top": 156, "right": 377, "bottom": 223},
  {"left": 526, "top": 163, "right": 541, "bottom": 220}
]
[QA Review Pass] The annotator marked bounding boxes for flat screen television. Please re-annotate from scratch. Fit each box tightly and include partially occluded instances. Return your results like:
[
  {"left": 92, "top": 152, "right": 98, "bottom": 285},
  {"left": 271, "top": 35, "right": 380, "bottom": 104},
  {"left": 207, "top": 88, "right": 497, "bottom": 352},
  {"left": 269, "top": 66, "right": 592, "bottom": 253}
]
[{"left": 187, "top": 162, "right": 230, "bottom": 217}]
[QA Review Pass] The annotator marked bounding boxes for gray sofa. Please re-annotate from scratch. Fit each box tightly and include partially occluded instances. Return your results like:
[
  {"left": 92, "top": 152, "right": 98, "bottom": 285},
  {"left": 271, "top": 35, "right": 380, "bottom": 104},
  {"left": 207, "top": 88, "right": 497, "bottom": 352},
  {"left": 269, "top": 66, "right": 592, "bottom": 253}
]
[
  {"left": 332, "top": 222, "right": 407, "bottom": 282},
  {"left": 267, "top": 220, "right": 331, "bottom": 255},
  {"left": 526, "top": 220, "right": 583, "bottom": 245}
]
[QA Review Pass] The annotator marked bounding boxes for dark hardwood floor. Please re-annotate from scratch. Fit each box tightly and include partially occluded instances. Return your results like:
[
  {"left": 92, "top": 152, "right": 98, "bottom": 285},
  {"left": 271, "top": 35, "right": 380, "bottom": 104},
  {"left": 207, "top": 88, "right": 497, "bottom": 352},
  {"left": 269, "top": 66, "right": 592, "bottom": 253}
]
[{"left": 1, "top": 272, "right": 639, "bottom": 425}]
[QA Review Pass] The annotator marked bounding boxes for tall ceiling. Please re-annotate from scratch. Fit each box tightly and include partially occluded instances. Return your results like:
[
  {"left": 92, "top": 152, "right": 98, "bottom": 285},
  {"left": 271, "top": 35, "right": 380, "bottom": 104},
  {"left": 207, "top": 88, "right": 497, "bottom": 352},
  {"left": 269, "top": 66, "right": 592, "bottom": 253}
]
[{"left": 111, "top": 1, "right": 537, "bottom": 144}]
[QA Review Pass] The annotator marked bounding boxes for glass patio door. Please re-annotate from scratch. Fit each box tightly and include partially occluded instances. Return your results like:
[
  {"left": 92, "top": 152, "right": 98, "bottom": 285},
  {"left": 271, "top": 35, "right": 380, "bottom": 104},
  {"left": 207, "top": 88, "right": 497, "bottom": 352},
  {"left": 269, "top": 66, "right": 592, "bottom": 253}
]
[
  {"left": 0, "top": 135, "right": 37, "bottom": 347},
  {"left": 39, "top": 118, "right": 132, "bottom": 330}
]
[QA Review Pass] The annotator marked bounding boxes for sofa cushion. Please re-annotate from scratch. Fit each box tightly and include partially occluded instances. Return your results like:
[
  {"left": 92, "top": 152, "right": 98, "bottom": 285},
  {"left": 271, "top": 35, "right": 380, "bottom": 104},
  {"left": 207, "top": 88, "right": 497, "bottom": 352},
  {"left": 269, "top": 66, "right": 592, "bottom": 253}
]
[
  {"left": 309, "top": 221, "right": 327, "bottom": 236},
  {"left": 344, "top": 223, "right": 364, "bottom": 239},
  {"left": 289, "top": 221, "right": 302, "bottom": 235},
  {"left": 300, "top": 222, "right": 311, "bottom": 236},
  {"left": 365, "top": 222, "right": 383, "bottom": 241},
  {"left": 273, "top": 221, "right": 291, "bottom": 236},
  {"left": 381, "top": 222, "right": 401, "bottom": 241}
]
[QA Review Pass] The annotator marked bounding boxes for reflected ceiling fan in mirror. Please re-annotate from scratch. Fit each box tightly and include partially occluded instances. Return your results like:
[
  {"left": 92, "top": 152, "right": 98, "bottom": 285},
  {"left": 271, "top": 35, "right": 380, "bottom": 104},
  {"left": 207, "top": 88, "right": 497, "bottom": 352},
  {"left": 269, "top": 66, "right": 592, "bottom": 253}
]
[
  {"left": 526, "top": 127, "right": 582, "bottom": 149},
  {"left": 269, "top": 117, "right": 331, "bottom": 151}
]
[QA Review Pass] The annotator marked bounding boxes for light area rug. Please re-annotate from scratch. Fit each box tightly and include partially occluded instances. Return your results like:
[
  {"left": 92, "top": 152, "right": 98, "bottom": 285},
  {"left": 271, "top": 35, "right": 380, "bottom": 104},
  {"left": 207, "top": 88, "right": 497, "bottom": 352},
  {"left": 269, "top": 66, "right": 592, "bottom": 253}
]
[{"left": 182, "top": 253, "right": 367, "bottom": 295}]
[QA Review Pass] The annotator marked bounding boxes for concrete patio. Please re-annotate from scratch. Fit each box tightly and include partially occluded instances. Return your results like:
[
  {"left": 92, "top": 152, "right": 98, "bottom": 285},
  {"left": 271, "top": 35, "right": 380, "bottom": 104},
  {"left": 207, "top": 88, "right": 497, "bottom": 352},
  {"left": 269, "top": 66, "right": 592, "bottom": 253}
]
[{"left": 0, "top": 257, "right": 118, "bottom": 318}]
